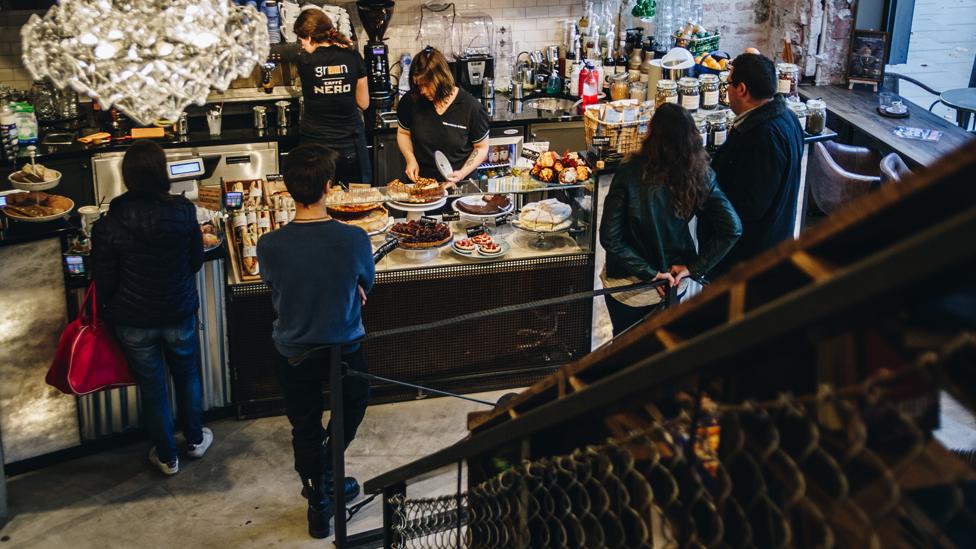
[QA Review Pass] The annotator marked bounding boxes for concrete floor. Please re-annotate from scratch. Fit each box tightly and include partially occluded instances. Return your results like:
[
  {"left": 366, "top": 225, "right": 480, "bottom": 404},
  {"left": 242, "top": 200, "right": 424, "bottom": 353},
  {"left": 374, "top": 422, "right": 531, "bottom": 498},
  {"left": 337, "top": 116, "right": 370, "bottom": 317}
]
[
  {"left": 0, "top": 389, "right": 510, "bottom": 548},
  {"left": 887, "top": 0, "right": 976, "bottom": 125}
]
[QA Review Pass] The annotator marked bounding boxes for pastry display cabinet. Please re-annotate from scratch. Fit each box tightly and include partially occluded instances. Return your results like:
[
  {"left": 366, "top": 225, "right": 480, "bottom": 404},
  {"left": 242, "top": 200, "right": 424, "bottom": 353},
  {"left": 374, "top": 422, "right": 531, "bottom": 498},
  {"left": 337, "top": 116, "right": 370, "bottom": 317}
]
[{"left": 222, "top": 172, "right": 600, "bottom": 418}]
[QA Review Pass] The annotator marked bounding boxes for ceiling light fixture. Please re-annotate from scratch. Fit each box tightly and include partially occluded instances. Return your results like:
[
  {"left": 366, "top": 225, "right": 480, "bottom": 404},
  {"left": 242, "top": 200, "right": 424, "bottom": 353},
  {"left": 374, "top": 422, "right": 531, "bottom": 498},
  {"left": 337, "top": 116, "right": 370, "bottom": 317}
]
[{"left": 21, "top": 0, "right": 270, "bottom": 125}]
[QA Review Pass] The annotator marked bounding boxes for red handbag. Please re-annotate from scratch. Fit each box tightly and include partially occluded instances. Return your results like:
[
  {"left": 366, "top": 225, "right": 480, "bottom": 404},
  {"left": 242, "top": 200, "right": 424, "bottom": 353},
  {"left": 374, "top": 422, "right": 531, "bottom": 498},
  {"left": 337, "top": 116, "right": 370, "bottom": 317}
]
[{"left": 47, "top": 283, "right": 135, "bottom": 395}]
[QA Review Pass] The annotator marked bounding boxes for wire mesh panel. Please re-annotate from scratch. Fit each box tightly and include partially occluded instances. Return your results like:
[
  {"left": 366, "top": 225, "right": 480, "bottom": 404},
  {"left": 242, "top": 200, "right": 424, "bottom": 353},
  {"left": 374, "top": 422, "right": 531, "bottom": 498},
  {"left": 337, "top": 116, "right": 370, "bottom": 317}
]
[{"left": 387, "top": 388, "right": 976, "bottom": 549}]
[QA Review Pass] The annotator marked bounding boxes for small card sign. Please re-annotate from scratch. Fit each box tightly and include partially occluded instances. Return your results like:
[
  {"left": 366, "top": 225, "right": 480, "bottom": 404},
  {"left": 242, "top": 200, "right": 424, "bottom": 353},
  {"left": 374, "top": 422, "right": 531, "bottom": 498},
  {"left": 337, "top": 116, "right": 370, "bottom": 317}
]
[
  {"left": 266, "top": 173, "right": 283, "bottom": 182},
  {"left": 373, "top": 237, "right": 400, "bottom": 263},
  {"left": 591, "top": 136, "right": 611, "bottom": 146},
  {"left": 494, "top": 213, "right": 513, "bottom": 226},
  {"left": 419, "top": 216, "right": 439, "bottom": 226},
  {"left": 441, "top": 211, "right": 461, "bottom": 222},
  {"left": 466, "top": 225, "right": 488, "bottom": 238}
]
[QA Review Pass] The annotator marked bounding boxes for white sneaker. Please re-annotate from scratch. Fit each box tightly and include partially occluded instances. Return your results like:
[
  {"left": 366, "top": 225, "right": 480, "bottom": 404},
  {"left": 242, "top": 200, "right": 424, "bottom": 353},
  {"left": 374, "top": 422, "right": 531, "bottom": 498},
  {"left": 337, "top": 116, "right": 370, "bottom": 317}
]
[
  {"left": 149, "top": 447, "right": 179, "bottom": 475},
  {"left": 187, "top": 427, "right": 214, "bottom": 459}
]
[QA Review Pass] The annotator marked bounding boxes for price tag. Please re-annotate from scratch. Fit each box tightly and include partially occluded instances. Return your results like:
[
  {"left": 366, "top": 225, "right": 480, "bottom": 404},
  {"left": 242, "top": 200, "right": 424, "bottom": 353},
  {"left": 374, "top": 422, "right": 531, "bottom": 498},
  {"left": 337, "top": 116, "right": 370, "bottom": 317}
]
[
  {"left": 494, "top": 213, "right": 512, "bottom": 226},
  {"left": 466, "top": 226, "right": 487, "bottom": 238},
  {"left": 266, "top": 173, "right": 283, "bottom": 182},
  {"left": 592, "top": 137, "right": 611, "bottom": 146},
  {"left": 440, "top": 211, "right": 460, "bottom": 222},
  {"left": 419, "top": 216, "right": 439, "bottom": 226},
  {"left": 372, "top": 237, "right": 400, "bottom": 263}
]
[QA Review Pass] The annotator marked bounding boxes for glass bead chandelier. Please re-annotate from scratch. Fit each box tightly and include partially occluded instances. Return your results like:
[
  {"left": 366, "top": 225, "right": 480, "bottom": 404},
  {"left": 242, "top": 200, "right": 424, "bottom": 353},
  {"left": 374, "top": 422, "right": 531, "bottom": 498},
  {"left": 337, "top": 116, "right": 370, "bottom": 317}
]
[{"left": 21, "top": 0, "right": 270, "bottom": 125}]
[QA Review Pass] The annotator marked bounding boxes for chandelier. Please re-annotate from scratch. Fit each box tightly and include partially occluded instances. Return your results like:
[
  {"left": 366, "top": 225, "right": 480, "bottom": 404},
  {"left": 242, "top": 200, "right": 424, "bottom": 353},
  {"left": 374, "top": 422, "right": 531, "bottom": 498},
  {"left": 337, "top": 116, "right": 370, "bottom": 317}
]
[{"left": 21, "top": 0, "right": 270, "bottom": 125}]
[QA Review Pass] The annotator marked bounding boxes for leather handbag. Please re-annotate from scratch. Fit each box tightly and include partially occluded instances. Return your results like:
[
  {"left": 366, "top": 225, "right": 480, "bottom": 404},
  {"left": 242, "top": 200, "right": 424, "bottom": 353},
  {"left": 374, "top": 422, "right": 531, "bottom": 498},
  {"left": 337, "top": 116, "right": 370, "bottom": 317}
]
[{"left": 46, "top": 283, "right": 134, "bottom": 395}]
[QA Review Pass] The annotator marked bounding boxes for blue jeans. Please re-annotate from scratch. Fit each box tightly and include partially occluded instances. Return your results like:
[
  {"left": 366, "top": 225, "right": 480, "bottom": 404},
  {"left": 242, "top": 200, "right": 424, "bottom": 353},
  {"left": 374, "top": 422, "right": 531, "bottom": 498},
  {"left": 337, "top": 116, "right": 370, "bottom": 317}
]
[{"left": 116, "top": 316, "right": 203, "bottom": 463}]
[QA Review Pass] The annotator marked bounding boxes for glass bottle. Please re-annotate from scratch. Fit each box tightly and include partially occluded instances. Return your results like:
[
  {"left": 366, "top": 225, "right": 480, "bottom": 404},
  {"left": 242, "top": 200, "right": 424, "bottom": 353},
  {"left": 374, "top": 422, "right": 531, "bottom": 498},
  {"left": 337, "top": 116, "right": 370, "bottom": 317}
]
[
  {"left": 615, "top": 39, "right": 628, "bottom": 75},
  {"left": 805, "top": 98, "right": 827, "bottom": 135},
  {"left": 706, "top": 111, "right": 728, "bottom": 151},
  {"left": 628, "top": 45, "right": 643, "bottom": 82},
  {"left": 639, "top": 44, "right": 655, "bottom": 83},
  {"left": 656, "top": 79, "right": 678, "bottom": 107},
  {"left": 718, "top": 70, "right": 730, "bottom": 107},
  {"left": 699, "top": 74, "right": 719, "bottom": 110},
  {"left": 788, "top": 101, "right": 808, "bottom": 132},
  {"left": 611, "top": 73, "right": 630, "bottom": 101},
  {"left": 678, "top": 77, "right": 700, "bottom": 112}
]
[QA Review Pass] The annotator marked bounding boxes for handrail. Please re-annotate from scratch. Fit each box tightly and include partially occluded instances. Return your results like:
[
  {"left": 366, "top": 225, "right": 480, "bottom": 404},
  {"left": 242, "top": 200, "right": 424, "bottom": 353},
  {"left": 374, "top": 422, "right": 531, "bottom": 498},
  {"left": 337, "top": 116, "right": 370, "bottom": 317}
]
[
  {"left": 364, "top": 203, "right": 976, "bottom": 494},
  {"left": 362, "top": 139, "right": 976, "bottom": 496}
]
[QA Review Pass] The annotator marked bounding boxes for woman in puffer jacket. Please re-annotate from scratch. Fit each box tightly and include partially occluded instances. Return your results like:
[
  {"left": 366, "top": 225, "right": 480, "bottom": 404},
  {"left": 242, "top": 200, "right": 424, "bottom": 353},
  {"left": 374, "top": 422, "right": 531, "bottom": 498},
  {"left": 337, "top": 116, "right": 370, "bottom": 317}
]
[{"left": 92, "top": 139, "right": 213, "bottom": 475}]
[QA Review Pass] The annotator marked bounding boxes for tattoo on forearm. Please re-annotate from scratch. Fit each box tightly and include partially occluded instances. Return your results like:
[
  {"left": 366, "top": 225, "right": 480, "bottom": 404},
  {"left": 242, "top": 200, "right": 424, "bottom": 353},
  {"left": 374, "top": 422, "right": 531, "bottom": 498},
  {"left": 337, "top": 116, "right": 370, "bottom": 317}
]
[{"left": 461, "top": 148, "right": 483, "bottom": 173}]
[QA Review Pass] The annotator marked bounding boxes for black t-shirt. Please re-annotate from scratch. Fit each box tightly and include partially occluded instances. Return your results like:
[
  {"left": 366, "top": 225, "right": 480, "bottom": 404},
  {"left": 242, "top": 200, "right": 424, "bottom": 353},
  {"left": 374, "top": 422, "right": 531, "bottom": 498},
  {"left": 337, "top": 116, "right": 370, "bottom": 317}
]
[
  {"left": 296, "top": 46, "right": 367, "bottom": 141},
  {"left": 396, "top": 89, "right": 491, "bottom": 179}
]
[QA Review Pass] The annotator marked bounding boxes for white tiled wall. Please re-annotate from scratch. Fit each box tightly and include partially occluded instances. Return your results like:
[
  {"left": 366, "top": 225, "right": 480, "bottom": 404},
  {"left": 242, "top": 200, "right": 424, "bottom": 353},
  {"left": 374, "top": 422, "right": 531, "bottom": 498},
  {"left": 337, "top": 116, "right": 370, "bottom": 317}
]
[{"left": 0, "top": 10, "right": 40, "bottom": 91}]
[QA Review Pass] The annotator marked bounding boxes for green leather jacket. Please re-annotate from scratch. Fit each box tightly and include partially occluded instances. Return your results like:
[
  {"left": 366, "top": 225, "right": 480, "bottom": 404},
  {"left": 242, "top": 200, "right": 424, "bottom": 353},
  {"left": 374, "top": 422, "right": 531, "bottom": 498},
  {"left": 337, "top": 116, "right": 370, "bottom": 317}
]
[{"left": 600, "top": 160, "right": 742, "bottom": 281}]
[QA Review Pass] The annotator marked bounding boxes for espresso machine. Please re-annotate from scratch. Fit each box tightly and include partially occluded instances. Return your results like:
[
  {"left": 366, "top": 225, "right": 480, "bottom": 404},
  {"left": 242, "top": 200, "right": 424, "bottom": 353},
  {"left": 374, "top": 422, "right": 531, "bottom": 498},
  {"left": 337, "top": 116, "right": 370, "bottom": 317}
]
[{"left": 356, "top": 0, "right": 395, "bottom": 108}]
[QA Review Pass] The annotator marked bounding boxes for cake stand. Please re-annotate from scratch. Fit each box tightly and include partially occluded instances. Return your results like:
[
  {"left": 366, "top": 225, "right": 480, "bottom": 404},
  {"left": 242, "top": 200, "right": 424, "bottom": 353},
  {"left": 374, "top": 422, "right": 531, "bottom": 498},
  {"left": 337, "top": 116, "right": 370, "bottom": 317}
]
[
  {"left": 511, "top": 216, "right": 571, "bottom": 250},
  {"left": 389, "top": 197, "right": 448, "bottom": 220}
]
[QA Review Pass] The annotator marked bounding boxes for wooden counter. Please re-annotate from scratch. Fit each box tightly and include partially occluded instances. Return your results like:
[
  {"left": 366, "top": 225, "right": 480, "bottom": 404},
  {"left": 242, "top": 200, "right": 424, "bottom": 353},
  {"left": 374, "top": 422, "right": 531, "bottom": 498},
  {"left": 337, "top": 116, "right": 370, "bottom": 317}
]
[{"left": 799, "top": 85, "right": 973, "bottom": 167}]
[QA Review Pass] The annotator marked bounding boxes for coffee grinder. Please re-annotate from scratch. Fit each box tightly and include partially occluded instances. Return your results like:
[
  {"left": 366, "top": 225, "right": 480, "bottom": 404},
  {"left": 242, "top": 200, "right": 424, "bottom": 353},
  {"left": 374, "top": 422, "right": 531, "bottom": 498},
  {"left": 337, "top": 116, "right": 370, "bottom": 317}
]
[{"left": 357, "top": 0, "right": 396, "bottom": 109}]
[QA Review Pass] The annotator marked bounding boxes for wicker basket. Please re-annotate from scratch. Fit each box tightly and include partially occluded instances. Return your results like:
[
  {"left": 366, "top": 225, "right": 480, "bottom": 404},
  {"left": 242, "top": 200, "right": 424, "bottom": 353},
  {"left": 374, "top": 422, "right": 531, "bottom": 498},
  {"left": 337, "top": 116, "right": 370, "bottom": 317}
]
[
  {"left": 583, "top": 105, "right": 650, "bottom": 159},
  {"left": 674, "top": 33, "right": 721, "bottom": 57}
]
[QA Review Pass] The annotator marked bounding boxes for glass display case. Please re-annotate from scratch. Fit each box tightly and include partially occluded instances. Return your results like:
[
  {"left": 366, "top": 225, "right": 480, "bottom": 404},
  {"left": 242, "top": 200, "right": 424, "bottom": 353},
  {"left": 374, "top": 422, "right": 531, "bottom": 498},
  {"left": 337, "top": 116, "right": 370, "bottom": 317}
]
[
  {"left": 219, "top": 173, "right": 597, "bottom": 284},
  {"left": 221, "top": 166, "right": 600, "bottom": 417}
]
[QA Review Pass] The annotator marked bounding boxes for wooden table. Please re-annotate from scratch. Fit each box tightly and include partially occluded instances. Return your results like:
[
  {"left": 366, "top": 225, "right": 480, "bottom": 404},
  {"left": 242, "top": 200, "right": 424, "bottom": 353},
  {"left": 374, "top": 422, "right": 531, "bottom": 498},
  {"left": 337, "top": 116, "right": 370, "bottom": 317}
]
[{"left": 799, "top": 85, "right": 973, "bottom": 167}]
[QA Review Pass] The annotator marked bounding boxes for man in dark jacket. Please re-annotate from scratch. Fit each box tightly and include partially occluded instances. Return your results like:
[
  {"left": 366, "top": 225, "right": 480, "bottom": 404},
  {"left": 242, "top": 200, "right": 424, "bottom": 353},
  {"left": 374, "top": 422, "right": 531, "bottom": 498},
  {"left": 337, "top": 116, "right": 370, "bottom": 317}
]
[
  {"left": 92, "top": 140, "right": 211, "bottom": 476},
  {"left": 710, "top": 53, "right": 804, "bottom": 275}
]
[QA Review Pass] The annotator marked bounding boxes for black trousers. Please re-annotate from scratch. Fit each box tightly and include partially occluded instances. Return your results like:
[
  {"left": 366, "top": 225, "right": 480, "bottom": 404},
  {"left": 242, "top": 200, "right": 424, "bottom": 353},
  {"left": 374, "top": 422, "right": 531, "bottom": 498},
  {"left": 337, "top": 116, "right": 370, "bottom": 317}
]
[
  {"left": 276, "top": 346, "right": 370, "bottom": 482},
  {"left": 301, "top": 132, "right": 372, "bottom": 185},
  {"left": 605, "top": 295, "right": 664, "bottom": 337}
]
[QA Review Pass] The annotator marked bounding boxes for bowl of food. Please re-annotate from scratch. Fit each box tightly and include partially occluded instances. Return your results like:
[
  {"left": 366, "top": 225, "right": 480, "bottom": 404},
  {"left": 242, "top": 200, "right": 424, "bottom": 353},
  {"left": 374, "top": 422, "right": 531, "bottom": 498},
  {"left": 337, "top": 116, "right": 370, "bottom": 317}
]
[{"left": 8, "top": 162, "right": 62, "bottom": 191}]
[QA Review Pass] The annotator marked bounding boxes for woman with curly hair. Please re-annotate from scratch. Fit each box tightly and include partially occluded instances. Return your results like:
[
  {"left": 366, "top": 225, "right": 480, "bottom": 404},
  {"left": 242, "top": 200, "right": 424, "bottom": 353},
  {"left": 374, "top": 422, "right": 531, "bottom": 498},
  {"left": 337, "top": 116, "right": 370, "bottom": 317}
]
[{"left": 599, "top": 103, "right": 742, "bottom": 335}]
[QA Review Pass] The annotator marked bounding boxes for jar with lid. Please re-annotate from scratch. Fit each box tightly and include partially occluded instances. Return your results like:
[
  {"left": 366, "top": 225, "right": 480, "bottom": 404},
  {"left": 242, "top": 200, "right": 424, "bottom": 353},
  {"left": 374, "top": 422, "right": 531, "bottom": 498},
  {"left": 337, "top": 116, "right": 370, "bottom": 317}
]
[
  {"left": 776, "top": 63, "right": 799, "bottom": 97},
  {"left": 629, "top": 80, "right": 647, "bottom": 102},
  {"left": 678, "top": 77, "right": 700, "bottom": 112},
  {"left": 788, "top": 101, "right": 808, "bottom": 132},
  {"left": 805, "top": 98, "right": 826, "bottom": 135},
  {"left": 610, "top": 73, "right": 630, "bottom": 101},
  {"left": 718, "top": 70, "right": 730, "bottom": 106},
  {"left": 656, "top": 79, "right": 678, "bottom": 107},
  {"left": 693, "top": 112, "right": 708, "bottom": 147},
  {"left": 706, "top": 111, "right": 728, "bottom": 151},
  {"left": 699, "top": 74, "right": 720, "bottom": 110}
]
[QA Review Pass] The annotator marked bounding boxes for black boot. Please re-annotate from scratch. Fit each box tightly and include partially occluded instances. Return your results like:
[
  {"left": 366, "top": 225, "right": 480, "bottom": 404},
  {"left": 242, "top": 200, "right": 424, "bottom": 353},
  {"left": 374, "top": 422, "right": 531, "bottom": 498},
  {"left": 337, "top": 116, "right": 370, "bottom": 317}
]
[
  {"left": 302, "top": 477, "right": 334, "bottom": 539},
  {"left": 322, "top": 470, "right": 362, "bottom": 502}
]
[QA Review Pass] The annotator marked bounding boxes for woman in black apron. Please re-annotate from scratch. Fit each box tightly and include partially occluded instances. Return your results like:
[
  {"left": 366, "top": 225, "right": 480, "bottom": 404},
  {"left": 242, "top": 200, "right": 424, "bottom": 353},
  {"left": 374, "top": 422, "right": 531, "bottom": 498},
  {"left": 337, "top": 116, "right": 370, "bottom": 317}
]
[{"left": 290, "top": 8, "right": 372, "bottom": 184}]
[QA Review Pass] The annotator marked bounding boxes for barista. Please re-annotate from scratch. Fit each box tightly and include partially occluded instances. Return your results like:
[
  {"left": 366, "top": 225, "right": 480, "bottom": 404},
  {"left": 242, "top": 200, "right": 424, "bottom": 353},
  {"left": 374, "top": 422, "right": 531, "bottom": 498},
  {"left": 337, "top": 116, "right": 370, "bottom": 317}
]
[
  {"left": 291, "top": 8, "right": 371, "bottom": 184},
  {"left": 396, "top": 47, "right": 490, "bottom": 184}
]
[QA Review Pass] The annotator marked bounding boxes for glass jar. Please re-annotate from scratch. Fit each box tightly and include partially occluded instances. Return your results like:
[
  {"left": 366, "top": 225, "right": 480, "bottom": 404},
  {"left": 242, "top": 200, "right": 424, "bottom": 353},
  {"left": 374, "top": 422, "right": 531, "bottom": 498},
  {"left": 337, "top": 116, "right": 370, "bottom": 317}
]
[
  {"left": 629, "top": 80, "right": 647, "bottom": 101},
  {"left": 699, "top": 74, "right": 720, "bottom": 110},
  {"left": 726, "top": 110, "right": 736, "bottom": 126},
  {"left": 788, "top": 101, "right": 808, "bottom": 132},
  {"left": 718, "top": 70, "right": 730, "bottom": 107},
  {"left": 805, "top": 98, "right": 826, "bottom": 135},
  {"left": 706, "top": 111, "right": 728, "bottom": 151},
  {"left": 610, "top": 73, "right": 630, "bottom": 101},
  {"left": 693, "top": 112, "right": 708, "bottom": 147},
  {"left": 656, "top": 79, "right": 678, "bottom": 107},
  {"left": 776, "top": 63, "right": 799, "bottom": 97},
  {"left": 678, "top": 77, "right": 700, "bottom": 112}
]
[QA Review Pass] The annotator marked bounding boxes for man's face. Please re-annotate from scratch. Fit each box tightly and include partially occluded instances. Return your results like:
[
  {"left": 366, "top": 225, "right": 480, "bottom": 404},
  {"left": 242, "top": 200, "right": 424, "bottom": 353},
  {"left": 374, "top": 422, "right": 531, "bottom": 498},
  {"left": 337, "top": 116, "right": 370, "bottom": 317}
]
[{"left": 727, "top": 68, "right": 748, "bottom": 114}]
